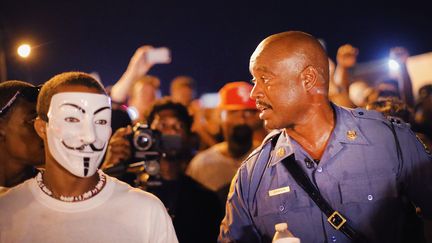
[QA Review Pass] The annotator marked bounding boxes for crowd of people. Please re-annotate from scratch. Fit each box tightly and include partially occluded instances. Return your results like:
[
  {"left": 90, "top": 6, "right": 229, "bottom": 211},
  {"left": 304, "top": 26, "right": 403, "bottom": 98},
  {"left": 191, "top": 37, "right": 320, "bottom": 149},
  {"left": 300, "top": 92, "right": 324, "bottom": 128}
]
[{"left": 0, "top": 31, "right": 431, "bottom": 243}]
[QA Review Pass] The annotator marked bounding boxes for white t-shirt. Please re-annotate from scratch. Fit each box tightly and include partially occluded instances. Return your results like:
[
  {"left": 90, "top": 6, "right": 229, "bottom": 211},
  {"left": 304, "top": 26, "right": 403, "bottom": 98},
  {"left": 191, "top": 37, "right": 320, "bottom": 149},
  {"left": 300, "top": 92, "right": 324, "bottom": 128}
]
[
  {"left": 0, "top": 173, "right": 178, "bottom": 243},
  {"left": 186, "top": 142, "right": 247, "bottom": 192}
]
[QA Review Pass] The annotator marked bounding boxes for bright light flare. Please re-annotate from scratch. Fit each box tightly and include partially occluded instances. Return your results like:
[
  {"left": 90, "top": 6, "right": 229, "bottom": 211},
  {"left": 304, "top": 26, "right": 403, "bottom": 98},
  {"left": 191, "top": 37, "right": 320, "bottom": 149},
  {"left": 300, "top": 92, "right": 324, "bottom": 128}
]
[
  {"left": 126, "top": 106, "right": 139, "bottom": 121},
  {"left": 388, "top": 59, "right": 400, "bottom": 71},
  {"left": 17, "top": 44, "right": 31, "bottom": 58}
]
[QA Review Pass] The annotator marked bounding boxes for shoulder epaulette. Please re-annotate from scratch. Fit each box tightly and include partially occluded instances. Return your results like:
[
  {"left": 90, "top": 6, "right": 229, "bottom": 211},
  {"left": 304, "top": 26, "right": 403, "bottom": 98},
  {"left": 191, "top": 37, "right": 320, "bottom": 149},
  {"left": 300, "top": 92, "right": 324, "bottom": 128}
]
[
  {"left": 351, "top": 108, "right": 410, "bottom": 128},
  {"left": 351, "top": 108, "right": 386, "bottom": 121}
]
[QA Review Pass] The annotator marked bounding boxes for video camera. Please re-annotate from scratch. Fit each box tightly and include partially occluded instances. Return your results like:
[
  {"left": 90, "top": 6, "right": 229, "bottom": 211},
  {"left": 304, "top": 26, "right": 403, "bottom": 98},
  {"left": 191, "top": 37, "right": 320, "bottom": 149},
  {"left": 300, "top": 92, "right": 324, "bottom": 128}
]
[{"left": 129, "top": 123, "right": 182, "bottom": 175}]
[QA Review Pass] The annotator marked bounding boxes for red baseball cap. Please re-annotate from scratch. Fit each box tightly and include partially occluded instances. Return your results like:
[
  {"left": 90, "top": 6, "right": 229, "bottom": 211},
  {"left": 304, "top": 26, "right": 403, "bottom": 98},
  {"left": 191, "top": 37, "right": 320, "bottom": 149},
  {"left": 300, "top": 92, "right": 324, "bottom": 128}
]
[{"left": 218, "top": 81, "right": 256, "bottom": 110}]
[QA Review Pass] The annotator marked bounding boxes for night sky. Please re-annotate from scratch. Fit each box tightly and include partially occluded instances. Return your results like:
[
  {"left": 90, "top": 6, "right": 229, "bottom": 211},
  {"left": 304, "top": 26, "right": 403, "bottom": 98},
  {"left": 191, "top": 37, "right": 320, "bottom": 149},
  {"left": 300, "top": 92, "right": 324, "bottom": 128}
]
[{"left": 1, "top": 0, "right": 431, "bottom": 96}]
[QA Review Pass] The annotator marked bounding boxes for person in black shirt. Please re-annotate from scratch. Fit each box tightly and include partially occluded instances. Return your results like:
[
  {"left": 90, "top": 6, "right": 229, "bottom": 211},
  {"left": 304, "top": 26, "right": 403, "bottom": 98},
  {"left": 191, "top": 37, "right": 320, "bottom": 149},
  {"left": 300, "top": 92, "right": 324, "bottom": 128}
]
[{"left": 105, "top": 97, "right": 223, "bottom": 243}]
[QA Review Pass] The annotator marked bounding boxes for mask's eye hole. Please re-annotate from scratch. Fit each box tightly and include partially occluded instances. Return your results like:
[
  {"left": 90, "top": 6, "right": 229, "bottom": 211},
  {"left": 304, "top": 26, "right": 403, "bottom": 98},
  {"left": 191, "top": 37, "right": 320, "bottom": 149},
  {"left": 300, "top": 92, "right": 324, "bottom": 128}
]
[
  {"left": 95, "top": 119, "right": 107, "bottom": 125},
  {"left": 65, "top": 117, "right": 80, "bottom": 123}
]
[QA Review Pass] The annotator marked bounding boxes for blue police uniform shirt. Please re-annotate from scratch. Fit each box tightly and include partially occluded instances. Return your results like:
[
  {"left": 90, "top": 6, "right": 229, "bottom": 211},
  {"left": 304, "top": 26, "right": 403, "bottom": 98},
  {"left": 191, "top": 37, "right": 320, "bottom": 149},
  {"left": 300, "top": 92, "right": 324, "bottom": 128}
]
[{"left": 219, "top": 104, "right": 432, "bottom": 243}]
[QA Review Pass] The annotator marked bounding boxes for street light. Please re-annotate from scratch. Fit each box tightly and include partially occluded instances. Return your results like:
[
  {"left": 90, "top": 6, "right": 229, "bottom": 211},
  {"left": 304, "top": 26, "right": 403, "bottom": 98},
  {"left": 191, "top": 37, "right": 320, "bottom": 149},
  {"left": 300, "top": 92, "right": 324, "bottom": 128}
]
[
  {"left": 17, "top": 44, "right": 31, "bottom": 58},
  {"left": 15, "top": 43, "right": 33, "bottom": 82}
]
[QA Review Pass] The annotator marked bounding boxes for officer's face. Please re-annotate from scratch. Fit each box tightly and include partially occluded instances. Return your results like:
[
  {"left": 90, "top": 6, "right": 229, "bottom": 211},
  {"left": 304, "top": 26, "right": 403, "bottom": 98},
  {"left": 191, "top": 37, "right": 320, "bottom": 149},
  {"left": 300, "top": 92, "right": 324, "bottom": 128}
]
[{"left": 249, "top": 44, "right": 307, "bottom": 130}]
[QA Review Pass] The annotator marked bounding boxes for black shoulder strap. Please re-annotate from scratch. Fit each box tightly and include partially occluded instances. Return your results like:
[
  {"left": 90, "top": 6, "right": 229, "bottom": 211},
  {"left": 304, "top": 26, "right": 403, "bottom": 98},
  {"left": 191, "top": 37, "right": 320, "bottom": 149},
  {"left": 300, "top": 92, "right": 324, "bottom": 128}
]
[{"left": 281, "top": 154, "right": 366, "bottom": 242}]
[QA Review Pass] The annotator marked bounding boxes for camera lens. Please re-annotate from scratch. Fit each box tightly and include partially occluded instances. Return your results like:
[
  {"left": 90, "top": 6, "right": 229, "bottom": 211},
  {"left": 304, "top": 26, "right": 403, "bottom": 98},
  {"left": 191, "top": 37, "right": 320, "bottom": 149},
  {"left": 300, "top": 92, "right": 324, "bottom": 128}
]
[{"left": 133, "top": 132, "right": 153, "bottom": 151}]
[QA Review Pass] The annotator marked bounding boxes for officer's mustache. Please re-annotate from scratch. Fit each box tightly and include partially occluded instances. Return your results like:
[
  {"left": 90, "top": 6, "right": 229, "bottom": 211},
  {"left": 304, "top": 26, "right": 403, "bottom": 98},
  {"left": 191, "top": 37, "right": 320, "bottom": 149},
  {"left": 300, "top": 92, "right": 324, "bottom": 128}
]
[{"left": 256, "top": 100, "right": 272, "bottom": 109}]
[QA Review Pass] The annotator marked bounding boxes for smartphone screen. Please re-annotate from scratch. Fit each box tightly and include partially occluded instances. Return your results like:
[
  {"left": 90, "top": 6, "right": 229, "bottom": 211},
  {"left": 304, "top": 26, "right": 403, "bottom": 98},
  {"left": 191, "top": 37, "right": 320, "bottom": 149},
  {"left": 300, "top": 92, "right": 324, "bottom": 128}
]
[{"left": 146, "top": 47, "right": 171, "bottom": 64}]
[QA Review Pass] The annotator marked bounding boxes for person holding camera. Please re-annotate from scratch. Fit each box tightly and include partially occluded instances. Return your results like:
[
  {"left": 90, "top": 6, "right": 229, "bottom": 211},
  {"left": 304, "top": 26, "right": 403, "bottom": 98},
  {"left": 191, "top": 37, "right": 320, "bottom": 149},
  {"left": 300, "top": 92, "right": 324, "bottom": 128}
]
[
  {"left": 0, "top": 72, "right": 177, "bottom": 243},
  {"left": 104, "top": 97, "right": 223, "bottom": 243}
]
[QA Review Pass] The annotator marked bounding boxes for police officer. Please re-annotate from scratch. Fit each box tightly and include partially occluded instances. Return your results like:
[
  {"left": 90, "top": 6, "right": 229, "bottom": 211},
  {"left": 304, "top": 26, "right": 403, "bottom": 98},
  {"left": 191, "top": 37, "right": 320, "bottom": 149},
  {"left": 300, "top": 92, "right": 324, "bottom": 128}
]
[{"left": 218, "top": 31, "right": 432, "bottom": 243}]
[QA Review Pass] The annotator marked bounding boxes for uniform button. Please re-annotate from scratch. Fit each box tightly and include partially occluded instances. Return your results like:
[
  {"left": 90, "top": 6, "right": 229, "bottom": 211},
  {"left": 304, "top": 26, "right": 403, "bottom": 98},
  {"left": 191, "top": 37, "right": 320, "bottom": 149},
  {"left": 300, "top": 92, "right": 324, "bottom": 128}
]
[
  {"left": 317, "top": 167, "right": 323, "bottom": 173},
  {"left": 358, "top": 111, "right": 364, "bottom": 115},
  {"left": 367, "top": 194, "right": 373, "bottom": 201},
  {"left": 279, "top": 205, "right": 285, "bottom": 211},
  {"left": 331, "top": 235, "right": 337, "bottom": 242}
]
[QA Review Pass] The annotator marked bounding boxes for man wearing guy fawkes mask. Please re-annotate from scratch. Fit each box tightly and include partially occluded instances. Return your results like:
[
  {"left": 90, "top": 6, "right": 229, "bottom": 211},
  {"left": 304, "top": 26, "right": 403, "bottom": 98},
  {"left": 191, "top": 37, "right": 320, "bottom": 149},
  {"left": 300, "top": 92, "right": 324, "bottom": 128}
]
[
  {"left": 187, "top": 81, "right": 265, "bottom": 207},
  {"left": 0, "top": 72, "right": 178, "bottom": 243}
]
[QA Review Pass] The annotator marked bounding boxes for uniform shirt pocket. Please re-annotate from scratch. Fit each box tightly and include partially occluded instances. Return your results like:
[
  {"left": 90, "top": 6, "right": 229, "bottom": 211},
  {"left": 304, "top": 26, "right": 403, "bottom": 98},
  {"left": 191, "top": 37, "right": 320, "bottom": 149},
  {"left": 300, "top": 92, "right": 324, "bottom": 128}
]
[
  {"left": 252, "top": 185, "right": 313, "bottom": 239},
  {"left": 255, "top": 185, "right": 311, "bottom": 217},
  {"left": 339, "top": 174, "right": 398, "bottom": 204}
]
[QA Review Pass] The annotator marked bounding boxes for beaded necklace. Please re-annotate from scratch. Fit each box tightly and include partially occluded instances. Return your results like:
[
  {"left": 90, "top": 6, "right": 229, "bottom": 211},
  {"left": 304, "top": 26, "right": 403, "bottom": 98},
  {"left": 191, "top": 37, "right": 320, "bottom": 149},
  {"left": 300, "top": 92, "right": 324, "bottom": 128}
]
[{"left": 36, "top": 170, "right": 106, "bottom": 202}]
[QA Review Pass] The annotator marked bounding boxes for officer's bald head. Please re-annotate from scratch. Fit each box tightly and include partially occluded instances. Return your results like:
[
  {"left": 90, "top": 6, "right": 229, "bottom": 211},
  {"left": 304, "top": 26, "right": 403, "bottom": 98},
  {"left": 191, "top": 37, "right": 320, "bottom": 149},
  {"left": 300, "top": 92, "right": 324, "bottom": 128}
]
[{"left": 250, "top": 31, "right": 330, "bottom": 93}]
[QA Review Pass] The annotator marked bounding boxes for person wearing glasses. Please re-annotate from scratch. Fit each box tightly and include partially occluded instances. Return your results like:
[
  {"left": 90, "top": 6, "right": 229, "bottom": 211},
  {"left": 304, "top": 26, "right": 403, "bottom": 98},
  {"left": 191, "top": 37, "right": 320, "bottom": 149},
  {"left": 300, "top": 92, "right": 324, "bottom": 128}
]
[
  {"left": 0, "top": 80, "right": 44, "bottom": 192},
  {"left": 0, "top": 72, "right": 178, "bottom": 243}
]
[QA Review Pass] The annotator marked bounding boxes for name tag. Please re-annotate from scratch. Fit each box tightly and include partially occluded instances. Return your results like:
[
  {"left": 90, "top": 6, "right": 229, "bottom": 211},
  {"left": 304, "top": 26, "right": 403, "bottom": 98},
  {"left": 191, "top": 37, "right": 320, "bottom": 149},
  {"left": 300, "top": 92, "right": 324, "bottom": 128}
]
[{"left": 268, "top": 186, "right": 291, "bottom": 197}]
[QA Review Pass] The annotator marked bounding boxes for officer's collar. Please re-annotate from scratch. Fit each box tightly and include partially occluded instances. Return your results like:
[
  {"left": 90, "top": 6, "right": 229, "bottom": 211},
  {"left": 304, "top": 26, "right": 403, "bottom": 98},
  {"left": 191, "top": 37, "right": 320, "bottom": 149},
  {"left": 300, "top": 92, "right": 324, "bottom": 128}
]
[
  {"left": 268, "top": 131, "right": 295, "bottom": 167},
  {"left": 268, "top": 104, "right": 369, "bottom": 167},
  {"left": 331, "top": 104, "right": 369, "bottom": 145}
]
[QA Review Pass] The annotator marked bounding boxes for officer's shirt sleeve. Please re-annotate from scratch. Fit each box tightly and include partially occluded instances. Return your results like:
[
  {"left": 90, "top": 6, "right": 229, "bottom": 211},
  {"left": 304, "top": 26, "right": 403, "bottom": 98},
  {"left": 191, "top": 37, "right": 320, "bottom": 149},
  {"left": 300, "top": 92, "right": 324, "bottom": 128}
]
[
  {"left": 398, "top": 126, "right": 432, "bottom": 219},
  {"left": 218, "top": 167, "right": 261, "bottom": 243}
]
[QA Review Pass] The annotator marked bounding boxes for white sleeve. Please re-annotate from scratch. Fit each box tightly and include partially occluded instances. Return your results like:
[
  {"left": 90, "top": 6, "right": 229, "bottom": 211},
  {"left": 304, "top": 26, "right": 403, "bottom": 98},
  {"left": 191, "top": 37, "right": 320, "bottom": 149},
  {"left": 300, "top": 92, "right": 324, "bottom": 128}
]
[{"left": 148, "top": 197, "right": 178, "bottom": 243}]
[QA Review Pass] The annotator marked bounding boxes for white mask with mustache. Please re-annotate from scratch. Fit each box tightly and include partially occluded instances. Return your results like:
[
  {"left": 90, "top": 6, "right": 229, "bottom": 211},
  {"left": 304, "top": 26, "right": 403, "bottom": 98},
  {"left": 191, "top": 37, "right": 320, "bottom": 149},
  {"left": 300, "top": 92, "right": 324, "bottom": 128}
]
[{"left": 46, "top": 92, "right": 112, "bottom": 177}]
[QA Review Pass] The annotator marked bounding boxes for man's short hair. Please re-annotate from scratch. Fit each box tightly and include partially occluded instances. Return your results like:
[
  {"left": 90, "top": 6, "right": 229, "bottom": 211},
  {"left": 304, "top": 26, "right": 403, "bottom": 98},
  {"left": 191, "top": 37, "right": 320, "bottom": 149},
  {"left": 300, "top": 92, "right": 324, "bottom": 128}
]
[
  {"left": 146, "top": 97, "right": 193, "bottom": 134},
  {"left": 37, "top": 71, "right": 107, "bottom": 121},
  {"left": 0, "top": 80, "right": 38, "bottom": 119}
]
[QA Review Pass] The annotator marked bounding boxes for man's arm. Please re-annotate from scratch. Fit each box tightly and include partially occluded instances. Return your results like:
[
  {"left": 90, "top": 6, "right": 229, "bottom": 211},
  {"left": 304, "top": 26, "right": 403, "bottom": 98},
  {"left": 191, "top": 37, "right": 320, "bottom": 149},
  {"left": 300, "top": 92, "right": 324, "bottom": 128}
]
[
  {"left": 110, "top": 46, "right": 155, "bottom": 103},
  {"left": 218, "top": 171, "right": 261, "bottom": 243},
  {"left": 398, "top": 127, "right": 432, "bottom": 242},
  {"left": 332, "top": 44, "right": 358, "bottom": 108},
  {"left": 389, "top": 47, "right": 415, "bottom": 108},
  {"left": 401, "top": 130, "right": 432, "bottom": 217},
  {"left": 101, "top": 126, "right": 132, "bottom": 169}
]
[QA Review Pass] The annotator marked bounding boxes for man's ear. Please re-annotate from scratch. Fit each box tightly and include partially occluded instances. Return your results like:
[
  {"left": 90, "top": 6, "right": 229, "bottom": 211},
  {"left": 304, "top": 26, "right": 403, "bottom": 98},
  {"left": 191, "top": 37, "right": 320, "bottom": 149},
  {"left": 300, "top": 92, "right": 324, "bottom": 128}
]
[
  {"left": 301, "top": 66, "right": 318, "bottom": 91},
  {"left": 34, "top": 117, "right": 47, "bottom": 139}
]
